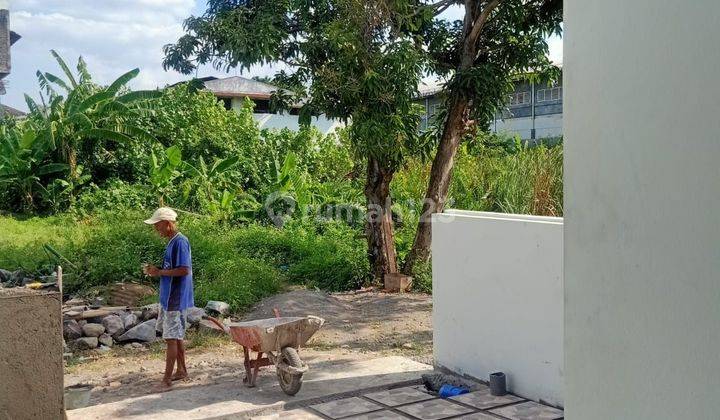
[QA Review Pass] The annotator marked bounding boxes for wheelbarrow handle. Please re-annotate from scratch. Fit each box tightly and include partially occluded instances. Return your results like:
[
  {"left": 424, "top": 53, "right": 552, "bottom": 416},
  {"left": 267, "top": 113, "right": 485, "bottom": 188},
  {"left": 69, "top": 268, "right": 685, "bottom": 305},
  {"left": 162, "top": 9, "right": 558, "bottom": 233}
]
[{"left": 202, "top": 315, "right": 230, "bottom": 334}]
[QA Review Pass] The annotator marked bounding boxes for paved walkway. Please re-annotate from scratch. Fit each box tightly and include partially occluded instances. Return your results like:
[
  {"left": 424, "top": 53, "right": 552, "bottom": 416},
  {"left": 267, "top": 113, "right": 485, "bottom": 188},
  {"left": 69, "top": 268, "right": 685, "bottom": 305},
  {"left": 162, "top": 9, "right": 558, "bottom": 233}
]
[
  {"left": 254, "top": 383, "right": 563, "bottom": 420},
  {"left": 66, "top": 356, "right": 432, "bottom": 419}
]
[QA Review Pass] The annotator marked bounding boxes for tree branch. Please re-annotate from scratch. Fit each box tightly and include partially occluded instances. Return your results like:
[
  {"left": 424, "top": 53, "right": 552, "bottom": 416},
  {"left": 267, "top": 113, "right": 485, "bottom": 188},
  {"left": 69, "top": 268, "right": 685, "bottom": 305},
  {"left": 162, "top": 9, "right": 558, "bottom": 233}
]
[
  {"left": 467, "top": 0, "right": 501, "bottom": 52},
  {"left": 429, "top": 0, "right": 457, "bottom": 16}
]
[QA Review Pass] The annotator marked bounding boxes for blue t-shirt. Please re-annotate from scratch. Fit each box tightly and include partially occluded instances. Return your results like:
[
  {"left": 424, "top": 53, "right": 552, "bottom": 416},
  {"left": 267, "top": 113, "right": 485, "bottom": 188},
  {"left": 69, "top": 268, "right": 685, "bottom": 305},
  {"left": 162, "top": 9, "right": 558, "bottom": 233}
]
[{"left": 159, "top": 233, "right": 194, "bottom": 311}]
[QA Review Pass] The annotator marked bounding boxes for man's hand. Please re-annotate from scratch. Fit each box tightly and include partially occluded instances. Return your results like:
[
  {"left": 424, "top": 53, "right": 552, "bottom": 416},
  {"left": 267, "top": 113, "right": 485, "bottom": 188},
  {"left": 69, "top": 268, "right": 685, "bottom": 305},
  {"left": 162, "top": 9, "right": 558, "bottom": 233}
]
[{"left": 143, "top": 264, "right": 161, "bottom": 277}]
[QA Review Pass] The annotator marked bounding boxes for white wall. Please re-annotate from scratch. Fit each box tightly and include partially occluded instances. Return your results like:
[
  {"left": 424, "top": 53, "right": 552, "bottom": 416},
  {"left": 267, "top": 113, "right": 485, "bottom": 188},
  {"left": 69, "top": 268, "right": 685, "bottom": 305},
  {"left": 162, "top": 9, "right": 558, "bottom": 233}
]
[
  {"left": 432, "top": 210, "right": 564, "bottom": 407},
  {"left": 492, "top": 114, "right": 563, "bottom": 140},
  {"left": 564, "top": 1, "right": 720, "bottom": 419}
]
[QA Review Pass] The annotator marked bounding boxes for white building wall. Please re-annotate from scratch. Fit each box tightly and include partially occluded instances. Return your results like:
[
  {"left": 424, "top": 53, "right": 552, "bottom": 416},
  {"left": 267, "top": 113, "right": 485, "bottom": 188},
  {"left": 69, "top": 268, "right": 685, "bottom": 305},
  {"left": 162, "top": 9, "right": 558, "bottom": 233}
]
[
  {"left": 492, "top": 114, "right": 563, "bottom": 140},
  {"left": 432, "top": 210, "right": 564, "bottom": 407},
  {"left": 564, "top": 1, "right": 720, "bottom": 419}
]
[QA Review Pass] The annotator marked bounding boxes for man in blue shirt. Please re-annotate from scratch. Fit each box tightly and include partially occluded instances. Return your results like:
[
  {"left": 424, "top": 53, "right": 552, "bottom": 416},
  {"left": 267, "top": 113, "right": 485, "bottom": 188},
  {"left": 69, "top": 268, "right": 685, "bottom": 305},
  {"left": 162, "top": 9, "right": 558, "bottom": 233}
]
[{"left": 142, "top": 207, "right": 194, "bottom": 390}]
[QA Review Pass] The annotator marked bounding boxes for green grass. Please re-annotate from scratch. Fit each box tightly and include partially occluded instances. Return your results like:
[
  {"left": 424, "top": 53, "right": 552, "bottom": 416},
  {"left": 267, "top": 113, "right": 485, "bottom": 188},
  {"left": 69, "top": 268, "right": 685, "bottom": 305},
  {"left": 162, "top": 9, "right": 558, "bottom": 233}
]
[{"left": 0, "top": 212, "right": 370, "bottom": 312}]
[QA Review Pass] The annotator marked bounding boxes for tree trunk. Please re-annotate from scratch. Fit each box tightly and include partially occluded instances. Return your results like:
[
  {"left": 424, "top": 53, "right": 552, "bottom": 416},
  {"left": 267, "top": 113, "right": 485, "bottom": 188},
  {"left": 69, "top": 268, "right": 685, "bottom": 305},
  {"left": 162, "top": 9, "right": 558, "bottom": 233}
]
[
  {"left": 402, "top": 0, "right": 495, "bottom": 275},
  {"left": 403, "top": 94, "right": 469, "bottom": 274},
  {"left": 364, "top": 156, "right": 398, "bottom": 284}
]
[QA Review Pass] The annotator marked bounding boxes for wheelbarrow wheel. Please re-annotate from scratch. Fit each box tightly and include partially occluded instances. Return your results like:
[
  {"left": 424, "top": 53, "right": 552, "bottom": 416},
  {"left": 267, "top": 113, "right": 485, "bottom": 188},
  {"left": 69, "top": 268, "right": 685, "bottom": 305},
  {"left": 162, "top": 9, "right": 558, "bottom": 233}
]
[{"left": 277, "top": 347, "right": 303, "bottom": 396}]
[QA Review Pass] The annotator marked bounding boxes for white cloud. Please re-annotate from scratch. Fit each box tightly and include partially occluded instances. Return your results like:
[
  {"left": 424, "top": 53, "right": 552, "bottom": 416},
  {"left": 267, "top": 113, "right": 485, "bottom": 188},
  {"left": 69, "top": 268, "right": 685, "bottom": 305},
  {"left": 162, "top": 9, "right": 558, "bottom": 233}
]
[{"left": 4, "top": 1, "right": 219, "bottom": 110}]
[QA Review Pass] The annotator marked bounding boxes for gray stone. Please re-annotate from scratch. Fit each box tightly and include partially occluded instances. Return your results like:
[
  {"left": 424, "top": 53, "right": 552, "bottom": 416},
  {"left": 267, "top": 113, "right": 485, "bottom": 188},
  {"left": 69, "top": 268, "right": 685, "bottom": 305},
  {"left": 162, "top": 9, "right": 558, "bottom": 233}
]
[
  {"left": 63, "top": 319, "right": 82, "bottom": 340},
  {"left": 81, "top": 323, "right": 105, "bottom": 337},
  {"left": 186, "top": 307, "right": 206, "bottom": 325},
  {"left": 141, "top": 303, "right": 159, "bottom": 320},
  {"left": 117, "top": 319, "right": 157, "bottom": 342},
  {"left": 98, "top": 333, "right": 114, "bottom": 347},
  {"left": 77, "top": 320, "right": 87, "bottom": 327},
  {"left": 124, "top": 342, "right": 145, "bottom": 350},
  {"left": 122, "top": 313, "right": 139, "bottom": 330},
  {"left": 73, "top": 337, "right": 98, "bottom": 350},
  {"left": 102, "top": 315, "right": 125, "bottom": 337},
  {"left": 205, "top": 301, "right": 230, "bottom": 316}
]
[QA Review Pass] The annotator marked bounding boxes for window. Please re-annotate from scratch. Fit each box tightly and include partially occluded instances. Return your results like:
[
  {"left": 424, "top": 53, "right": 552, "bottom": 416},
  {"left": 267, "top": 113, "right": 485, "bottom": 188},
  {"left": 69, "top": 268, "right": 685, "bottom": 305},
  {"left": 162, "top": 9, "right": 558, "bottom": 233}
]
[
  {"left": 537, "top": 86, "right": 562, "bottom": 102},
  {"left": 508, "top": 91, "right": 531, "bottom": 106}
]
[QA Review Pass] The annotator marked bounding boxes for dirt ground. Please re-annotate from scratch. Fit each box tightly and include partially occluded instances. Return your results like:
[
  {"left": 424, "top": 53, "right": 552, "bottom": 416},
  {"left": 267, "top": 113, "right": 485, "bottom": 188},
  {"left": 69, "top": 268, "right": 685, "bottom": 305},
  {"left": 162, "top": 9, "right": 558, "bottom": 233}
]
[{"left": 65, "top": 289, "right": 433, "bottom": 406}]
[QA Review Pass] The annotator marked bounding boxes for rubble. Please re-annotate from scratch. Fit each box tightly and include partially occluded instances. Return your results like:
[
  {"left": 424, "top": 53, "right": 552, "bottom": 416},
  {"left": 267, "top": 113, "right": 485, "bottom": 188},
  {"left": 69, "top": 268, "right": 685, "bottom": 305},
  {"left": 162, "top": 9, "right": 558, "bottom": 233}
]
[
  {"left": 141, "top": 303, "right": 159, "bottom": 320},
  {"left": 101, "top": 315, "right": 125, "bottom": 337},
  {"left": 117, "top": 319, "right": 157, "bottom": 342},
  {"left": 205, "top": 301, "right": 230, "bottom": 317},
  {"left": 122, "top": 313, "right": 139, "bottom": 330},
  {"left": 81, "top": 323, "right": 105, "bottom": 337},
  {"left": 73, "top": 337, "right": 99, "bottom": 350},
  {"left": 63, "top": 319, "right": 83, "bottom": 341},
  {"left": 98, "top": 334, "right": 113, "bottom": 347},
  {"left": 187, "top": 306, "right": 206, "bottom": 325}
]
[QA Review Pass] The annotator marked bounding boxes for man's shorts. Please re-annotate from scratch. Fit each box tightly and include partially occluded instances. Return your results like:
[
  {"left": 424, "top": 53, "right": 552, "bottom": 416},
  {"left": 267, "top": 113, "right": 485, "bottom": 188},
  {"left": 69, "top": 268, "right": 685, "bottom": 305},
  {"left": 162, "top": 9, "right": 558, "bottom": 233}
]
[{"left": 156, "top": 307, "right": 188, "bottom": 340}]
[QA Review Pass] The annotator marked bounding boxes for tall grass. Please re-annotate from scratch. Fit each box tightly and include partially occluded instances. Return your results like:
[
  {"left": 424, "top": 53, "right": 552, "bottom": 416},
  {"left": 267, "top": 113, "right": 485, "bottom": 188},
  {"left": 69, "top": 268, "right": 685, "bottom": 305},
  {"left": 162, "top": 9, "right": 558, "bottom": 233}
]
[
  {"left": 393, "top": 138, "right": 563, "bottom": 217},
  {"left": 0, "top": 213, "right": 369, "bottom": 311}
]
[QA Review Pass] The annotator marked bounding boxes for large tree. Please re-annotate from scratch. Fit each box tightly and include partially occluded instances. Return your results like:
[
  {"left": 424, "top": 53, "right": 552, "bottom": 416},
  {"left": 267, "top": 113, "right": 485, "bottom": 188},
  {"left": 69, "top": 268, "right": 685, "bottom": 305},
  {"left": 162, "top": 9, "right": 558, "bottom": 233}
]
[
  {"left": 163, "top": 0, "right": 425, "bottom": 282},
  {"left": 402, "top": 0, "right": 562, "bottom": 274}
]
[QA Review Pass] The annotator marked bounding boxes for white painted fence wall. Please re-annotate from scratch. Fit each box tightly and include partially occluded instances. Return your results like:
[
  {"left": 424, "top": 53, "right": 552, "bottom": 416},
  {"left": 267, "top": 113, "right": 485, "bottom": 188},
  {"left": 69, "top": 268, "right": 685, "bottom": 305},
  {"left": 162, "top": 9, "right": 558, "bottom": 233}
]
[
  {"left": 432, "top": 210, "right": 564, "bottom": 407},
  {"left": 564, "top": 1, "right": 720, "bottom": 418}
]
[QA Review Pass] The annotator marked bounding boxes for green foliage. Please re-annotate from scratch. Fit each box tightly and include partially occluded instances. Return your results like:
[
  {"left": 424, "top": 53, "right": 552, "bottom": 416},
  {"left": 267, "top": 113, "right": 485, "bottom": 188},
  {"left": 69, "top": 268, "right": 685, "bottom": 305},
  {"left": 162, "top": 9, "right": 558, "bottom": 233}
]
[
  {"left": 0, "top": 213, "right": 367, "bottom": 311},
  {"left": 163, "top": 0, "right": 428, "bottom": 166},
  {"left": 149, "top": 145, "right": 183, "bottom": 204},
  {"left": 393, "top": 135, "right": 564, "bottom": 216},
  {"left": 0, "top": 126, "right": 68, "bottom": 211},
  {"left": 1, "top": 32, "right": 568, "bottom": 304}
]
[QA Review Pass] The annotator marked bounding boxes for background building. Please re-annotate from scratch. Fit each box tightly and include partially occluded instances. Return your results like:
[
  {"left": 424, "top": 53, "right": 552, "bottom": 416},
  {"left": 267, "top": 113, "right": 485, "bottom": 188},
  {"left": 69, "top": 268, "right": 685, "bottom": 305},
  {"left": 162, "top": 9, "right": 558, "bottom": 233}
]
[
  {"left": 194, "top": 76, "right": 344, "bottom": 135},
  {"left": 416, "top": 74, "right": 563, "bottom": 141}
]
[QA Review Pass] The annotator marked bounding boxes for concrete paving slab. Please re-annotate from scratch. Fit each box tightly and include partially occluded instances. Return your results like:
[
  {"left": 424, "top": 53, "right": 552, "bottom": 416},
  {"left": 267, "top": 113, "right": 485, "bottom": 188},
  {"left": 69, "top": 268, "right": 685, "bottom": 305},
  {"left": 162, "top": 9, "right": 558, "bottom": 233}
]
[
  {"left": 66, "top": 356, "right": 432, "bottom": 420},
  {"left": 489, "top": 401, "right": 563, "bottom": 420},
  {"left": 310, "top": 397, "right": 382, "bottom": 418}
]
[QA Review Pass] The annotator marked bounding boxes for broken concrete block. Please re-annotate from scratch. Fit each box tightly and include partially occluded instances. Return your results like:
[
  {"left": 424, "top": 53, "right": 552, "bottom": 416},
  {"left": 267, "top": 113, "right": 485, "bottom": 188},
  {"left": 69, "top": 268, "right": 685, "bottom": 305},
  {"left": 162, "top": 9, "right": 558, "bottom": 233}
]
[
  {"left": 81, "top": 323, "right": 105, "bottom": 337},
  {"left": 122, "top": 313, "right": 139, "bottom": 330},
  {"left": 63, "top": 319, "right": 82, "bottom": 340},
  {"left": 141, "top": 303, "right": 159, "bottom": 320},
  {"left": 98, "top": 333, "right": 113, "bottom": 347},
  {"left": 117, "top": 319, "right": 157, "bottom": 342},
  {"left": 73, "top": 337, "right": 99, "bottom": 350},
  {"left": 186, "top": 307, "right": 206, "bottom": 325},
  {"left": 102, "top": 315, "right": 125, "bottom": 337},
  {"left": 205, "top": 301, "right": 230, "bottom": 316}
]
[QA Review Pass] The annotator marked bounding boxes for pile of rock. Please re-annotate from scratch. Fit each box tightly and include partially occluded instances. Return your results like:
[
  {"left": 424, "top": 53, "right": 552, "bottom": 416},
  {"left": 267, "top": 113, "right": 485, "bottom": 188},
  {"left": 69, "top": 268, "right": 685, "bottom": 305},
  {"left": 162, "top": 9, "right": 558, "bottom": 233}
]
[{"left": 62, "top": 301, "right": 217, "bottom": 353}]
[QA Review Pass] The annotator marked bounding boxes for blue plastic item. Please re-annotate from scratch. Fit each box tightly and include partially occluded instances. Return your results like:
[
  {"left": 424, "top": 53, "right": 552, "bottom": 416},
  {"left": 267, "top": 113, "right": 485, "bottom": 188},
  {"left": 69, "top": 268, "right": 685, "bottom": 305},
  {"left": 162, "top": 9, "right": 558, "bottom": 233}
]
[{"left": 438, "top": 384, "right": 469, "bottom": 398}]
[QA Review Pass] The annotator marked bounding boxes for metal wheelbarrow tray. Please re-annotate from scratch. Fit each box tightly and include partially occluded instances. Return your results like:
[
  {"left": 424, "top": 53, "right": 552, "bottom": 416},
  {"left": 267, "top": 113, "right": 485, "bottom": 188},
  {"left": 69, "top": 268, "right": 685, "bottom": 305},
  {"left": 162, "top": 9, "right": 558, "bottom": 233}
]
[{"left": 205, "top": 315, "right": 324, "bottom": 395}]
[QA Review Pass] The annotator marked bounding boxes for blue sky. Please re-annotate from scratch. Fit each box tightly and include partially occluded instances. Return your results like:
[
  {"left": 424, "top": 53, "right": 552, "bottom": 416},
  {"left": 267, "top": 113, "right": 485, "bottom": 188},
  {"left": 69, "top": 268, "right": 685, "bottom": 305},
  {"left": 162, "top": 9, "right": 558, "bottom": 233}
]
[{"left": 4, "top": 1, "right": 562, "bottom": 111}]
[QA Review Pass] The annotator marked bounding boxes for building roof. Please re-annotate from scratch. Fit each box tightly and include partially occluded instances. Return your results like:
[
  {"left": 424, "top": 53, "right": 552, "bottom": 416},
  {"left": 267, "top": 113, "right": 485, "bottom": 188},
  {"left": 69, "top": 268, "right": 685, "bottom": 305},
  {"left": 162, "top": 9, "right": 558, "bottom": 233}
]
[
  {"left": 203, "top": 76, "right": 290, "bottom": 100},
  {"left": 1, "top": 104, "right": 26, "bottom": 117},
  {"left": 417, "top": 79, "right": 445, "bottom": 99}
]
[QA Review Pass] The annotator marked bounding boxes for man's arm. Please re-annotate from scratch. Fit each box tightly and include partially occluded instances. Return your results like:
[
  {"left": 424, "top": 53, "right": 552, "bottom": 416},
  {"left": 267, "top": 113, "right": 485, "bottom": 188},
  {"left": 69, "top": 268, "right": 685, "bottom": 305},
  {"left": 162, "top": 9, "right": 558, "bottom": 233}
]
[{"left": 144, "top": 266, "right": 189, "bottom": 277}]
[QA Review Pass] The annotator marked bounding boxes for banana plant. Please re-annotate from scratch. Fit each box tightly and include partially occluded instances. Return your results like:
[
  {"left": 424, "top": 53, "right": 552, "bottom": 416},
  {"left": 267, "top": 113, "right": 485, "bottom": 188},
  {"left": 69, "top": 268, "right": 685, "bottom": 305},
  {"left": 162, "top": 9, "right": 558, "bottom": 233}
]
[
  {"left": 25, "top": 50, "right": 161, "bottom": 180},
  {"left": 0, "top": 126, "right": 68, "bottom": 211},
  {"left": 181, "top": 155, "right": 240, "bottom": 207},
  {"left": 149, "top": 145, "right": 183, "bottom": 205}
]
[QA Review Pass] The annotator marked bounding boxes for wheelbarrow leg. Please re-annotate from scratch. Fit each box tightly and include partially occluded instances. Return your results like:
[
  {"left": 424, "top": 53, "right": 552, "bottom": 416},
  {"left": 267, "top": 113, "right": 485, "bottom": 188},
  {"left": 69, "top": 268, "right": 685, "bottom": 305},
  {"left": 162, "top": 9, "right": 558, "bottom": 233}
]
[
  {"left": 250, "top": 352, "right": 264, "bottom": 387},
  {"left": 243, "top": 347, "right": 253, "bottom": 386}
]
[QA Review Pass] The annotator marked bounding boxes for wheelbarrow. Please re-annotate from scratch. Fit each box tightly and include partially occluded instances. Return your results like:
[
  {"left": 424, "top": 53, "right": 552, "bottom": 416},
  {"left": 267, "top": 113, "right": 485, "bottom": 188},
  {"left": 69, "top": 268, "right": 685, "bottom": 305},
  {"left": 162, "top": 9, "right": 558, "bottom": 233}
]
[{"left": 203, "top": 314, "right": 324, "bottom": 395}]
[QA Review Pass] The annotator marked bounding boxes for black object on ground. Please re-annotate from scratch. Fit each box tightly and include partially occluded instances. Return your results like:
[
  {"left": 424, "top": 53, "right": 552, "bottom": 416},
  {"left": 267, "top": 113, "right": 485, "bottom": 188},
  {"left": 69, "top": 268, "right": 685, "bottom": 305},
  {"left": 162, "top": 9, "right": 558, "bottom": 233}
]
[{"left": 489, "top": 371, "right": 507, "bottom": 396}]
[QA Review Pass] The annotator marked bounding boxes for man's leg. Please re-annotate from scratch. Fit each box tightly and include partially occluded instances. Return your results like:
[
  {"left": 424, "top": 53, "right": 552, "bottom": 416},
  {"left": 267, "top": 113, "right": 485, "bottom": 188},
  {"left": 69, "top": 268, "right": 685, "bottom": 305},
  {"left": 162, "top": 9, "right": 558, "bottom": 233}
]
[
  {"left": 162, "top": 339, "right": 178, "bottom": 387},
  {"left": 173, "top": 339, "right": 188, "bottom": 380}
]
